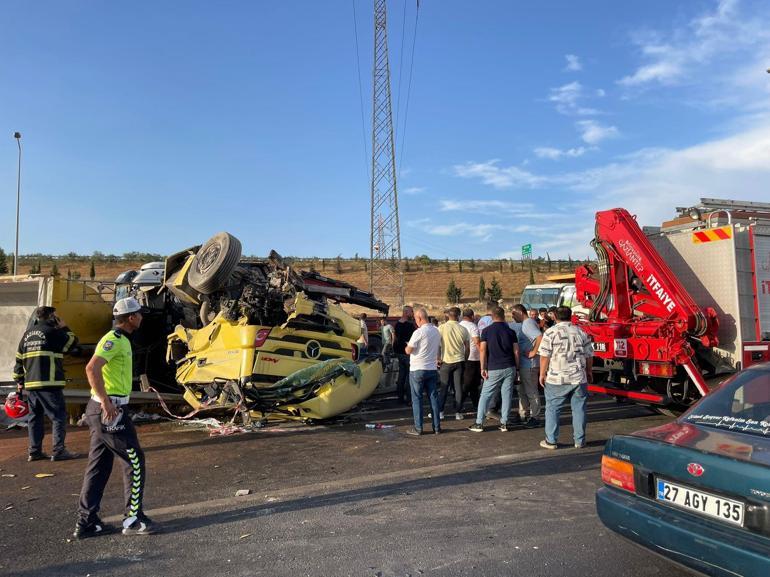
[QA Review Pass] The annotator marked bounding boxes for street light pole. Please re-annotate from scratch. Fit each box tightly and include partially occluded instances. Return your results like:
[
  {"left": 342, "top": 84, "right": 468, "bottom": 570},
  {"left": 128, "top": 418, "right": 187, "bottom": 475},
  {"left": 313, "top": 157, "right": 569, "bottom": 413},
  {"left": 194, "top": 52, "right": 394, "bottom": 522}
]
[{"left": 13, "top": 131, "right": 21, "bottom": 277}]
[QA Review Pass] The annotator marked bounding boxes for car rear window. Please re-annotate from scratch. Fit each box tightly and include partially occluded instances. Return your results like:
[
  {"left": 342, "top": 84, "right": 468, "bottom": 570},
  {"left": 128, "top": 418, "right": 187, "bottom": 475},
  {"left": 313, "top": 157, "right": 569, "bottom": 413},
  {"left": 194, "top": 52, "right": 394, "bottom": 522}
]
[{"left": 684, "top": 370, "right": 770, "bottom": 437}]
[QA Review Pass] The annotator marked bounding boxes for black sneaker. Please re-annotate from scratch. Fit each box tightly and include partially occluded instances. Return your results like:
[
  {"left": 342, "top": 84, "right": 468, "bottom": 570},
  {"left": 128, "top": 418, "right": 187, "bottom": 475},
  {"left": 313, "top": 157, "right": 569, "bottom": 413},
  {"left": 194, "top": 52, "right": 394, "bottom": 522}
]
[
  {"left": 28, "top": 451, "right": 49, "bottom": 462},
  {"left": 405, "top": 428, "right": 422, "bottom": 437},
  {"left": 524, "top": 417, "right": 540, "bottom": 429},
  {"left": 73, "top": 519, "right": 114, "bottom": 539},
  {"left": 122, "top": 516, "right": 156, "bottom": 536},
  {"left": 433, "top": 428, "right": 442, "bottom": 435},
  {"left": 499, "top": 424, "right": 509, "bottom": 432},
  {"left": 51, "top": 449, "right": 80, "bottom": 461},
  {"left": 468, "top": 423, "right": 484, "bottom": 433}
]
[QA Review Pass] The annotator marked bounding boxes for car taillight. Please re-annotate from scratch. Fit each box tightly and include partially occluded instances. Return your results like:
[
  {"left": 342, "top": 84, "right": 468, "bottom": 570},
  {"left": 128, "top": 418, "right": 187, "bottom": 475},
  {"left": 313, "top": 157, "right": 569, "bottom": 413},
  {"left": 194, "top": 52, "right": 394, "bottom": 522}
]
[
  {"left": 601, "top": 455, "right": 636, "bottom": 493},
  {"left": 637, "top": 361, "right": 675, "bottom": 377},
  {"left": 254, "top": 329, "right": 270, "bottom": 348},
  {"left": 351, "top": 343, "right": 359, "bottom": 361}
]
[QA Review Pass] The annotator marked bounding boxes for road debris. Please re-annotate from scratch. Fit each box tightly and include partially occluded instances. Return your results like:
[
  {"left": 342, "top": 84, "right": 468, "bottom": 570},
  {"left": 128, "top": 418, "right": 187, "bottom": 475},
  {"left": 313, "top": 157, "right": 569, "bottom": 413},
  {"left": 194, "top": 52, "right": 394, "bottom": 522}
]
[
  {"left": 235, "top": 489, "right": 250, "bottom": 497},
  {"left": 239, "top": 533, "right": 252, "bottom": 540},
  {"left": 34, "top": 473, "right": 54, "bottom": 479}
]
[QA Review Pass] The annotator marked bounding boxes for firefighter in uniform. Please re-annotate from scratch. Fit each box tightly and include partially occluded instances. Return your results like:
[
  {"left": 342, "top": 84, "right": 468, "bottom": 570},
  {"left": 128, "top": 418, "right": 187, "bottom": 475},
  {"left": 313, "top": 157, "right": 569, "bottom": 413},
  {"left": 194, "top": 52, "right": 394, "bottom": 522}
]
[
  {"left": 13, "top": 306, "right": 80, "bottom": 462},
  {"left": 74, "top": 297, "right": 156, "bottom": 538}
]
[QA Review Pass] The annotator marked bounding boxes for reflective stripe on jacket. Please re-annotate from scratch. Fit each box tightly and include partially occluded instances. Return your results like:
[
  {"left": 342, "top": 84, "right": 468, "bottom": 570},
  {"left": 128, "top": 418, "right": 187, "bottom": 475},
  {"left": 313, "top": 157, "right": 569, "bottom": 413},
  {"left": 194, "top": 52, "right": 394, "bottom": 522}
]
[{"left": 13, "top": 321, "right": 78, "bottom": 389}]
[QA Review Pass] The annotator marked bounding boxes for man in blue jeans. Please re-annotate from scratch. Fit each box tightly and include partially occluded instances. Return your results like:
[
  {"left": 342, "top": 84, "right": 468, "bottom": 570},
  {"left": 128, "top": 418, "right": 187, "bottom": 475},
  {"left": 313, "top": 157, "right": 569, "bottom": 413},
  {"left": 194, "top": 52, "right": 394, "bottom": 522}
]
[
  {"left": 405, "top": 308, "right": 442, "bottom": 436},
  {"left": 537, "top": 306, "right": 593, "bottom": 449},
  {"left": 469, "top": 306, "right": 519, "bottom": 433}
]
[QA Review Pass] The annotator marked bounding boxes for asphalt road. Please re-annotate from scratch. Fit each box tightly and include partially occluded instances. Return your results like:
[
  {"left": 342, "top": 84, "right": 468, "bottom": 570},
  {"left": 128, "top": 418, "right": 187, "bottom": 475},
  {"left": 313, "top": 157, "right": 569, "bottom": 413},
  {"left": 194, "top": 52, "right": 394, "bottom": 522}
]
[{"left": 0, "top": 395, "right": 694, "bottom": 577}]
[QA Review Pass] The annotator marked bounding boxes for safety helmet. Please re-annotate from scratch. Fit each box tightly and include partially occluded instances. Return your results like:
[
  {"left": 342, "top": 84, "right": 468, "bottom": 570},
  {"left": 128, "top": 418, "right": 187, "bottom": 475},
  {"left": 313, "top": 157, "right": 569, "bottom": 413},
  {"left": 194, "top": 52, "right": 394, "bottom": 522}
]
[{"left": 4, "top": 392, "right": 29, "bottom": 420}]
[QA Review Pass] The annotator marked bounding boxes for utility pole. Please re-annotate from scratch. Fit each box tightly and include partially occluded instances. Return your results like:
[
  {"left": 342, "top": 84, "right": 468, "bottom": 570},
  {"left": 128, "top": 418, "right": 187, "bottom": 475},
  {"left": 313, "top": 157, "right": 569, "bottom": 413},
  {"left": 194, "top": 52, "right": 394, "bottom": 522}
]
[
  {"left": 369, "top": 0, "right": 404, "bottom": 307},
  {"left": 13, "top": 132, "right": 22, "bottom": 277}
]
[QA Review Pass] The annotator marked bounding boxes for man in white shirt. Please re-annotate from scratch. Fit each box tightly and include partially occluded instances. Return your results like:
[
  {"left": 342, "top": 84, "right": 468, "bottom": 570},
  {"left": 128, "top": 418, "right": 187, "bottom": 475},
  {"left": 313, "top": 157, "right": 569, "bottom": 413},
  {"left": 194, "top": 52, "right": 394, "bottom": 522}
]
[
  {"left": 405, "top": 308, "right": 441, "bottom": 436},
  {"left": 379, "top": 317, "right": 394, "bottom": 356},
  {"left": 460, "top": 308, "right": 482, "bottom": 412},
  {"left": 357, "top": 313, "right": 369, "bottom": 355}
]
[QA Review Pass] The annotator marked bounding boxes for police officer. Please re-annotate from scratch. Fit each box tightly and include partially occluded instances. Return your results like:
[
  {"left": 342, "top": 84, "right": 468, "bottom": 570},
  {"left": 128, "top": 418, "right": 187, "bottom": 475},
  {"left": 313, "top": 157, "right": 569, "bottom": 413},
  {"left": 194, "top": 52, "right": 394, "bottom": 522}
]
[
  {"left": 538, "top": 306, "right": 593, "bottom": 450},
  {"left": 13, "top": 306, "right": 80, "bottom": 462},
  {"left": 74, "top": 297, "right": 156, "bottom": 538}
]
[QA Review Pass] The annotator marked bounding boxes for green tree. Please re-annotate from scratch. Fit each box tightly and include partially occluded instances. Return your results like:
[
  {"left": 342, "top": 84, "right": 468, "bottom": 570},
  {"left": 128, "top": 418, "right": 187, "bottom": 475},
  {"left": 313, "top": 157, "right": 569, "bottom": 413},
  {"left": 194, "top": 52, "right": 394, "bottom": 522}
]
[
  {"left": 469, "top": 258, "right": 475, "bottom": 272},
  {"left": 0, "top": 247, "right": 8, "bottom": 274},
  {"left": 418, "top": 255, "right": 431, "bottom": 272},
  {"left": 335, "top": 255, "right": 343, "bottom": 274},
  {"left": 51, "top": 263, "right": 60, "bottom": 277},
  {"left": 546, "top": 252, "right": 552, "bottom": 272},
  {"left": 458, "top": 260, "right": 463, "bottom": 273},
  {"left": 529, "top": 260, "right": 535, "bottom": 284},
  {"left": 478, "top": 276, "right": 486, "bottom": 302},
  {"left": 488, "top": 276, "right": 503, "bottom": 301},
  {"left": 499, "top": 260, "right": 503, "bottom": 273},
  {"left": 71, "top": 270, "right": 81, "bottom": 280},
  {"left": 89, "top": 260, "right": 96, "bottom": 280},
  {"left": 404, "top": 258, "right": 411, "bottom": 272},
  {"left": 444, "top": 258, "right": 450, "bottom": 272},
  {"left": 446, "top": 279, "right": 462, "bottom": 304}
]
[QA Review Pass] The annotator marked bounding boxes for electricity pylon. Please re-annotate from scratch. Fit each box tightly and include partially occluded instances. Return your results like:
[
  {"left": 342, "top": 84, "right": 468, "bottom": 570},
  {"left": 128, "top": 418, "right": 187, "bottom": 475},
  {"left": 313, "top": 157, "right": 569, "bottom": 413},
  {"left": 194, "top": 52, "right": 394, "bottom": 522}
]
[{"left": 369, "top": 0, "right": 404, "bottom": 307}]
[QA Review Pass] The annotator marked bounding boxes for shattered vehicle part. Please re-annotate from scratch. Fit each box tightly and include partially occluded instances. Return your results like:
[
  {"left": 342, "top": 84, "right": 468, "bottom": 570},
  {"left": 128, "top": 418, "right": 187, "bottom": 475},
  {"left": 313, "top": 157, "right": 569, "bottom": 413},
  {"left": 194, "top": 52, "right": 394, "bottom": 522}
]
[{"left": 164, "top": 233, "right": 388, "bottom": 422}]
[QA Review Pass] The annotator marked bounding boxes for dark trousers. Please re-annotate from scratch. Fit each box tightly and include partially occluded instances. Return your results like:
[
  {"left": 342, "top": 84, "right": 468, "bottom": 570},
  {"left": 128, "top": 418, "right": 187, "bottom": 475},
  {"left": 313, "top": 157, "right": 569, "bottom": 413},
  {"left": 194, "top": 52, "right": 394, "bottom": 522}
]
[
  {"left": 78, "top": 400, "right": 146, "bottom": 526},
  {"left": 27, "top": 388, "right": 67, "bottom": 456},
  {"left": 463, "top": 360, "right": 481, "bottom": 409},
  {"left": 438, "top": 361, "right": 465, "bottom": 412},
  {"left": 396, "top": 354, "right": 411, "bottom": 402}
]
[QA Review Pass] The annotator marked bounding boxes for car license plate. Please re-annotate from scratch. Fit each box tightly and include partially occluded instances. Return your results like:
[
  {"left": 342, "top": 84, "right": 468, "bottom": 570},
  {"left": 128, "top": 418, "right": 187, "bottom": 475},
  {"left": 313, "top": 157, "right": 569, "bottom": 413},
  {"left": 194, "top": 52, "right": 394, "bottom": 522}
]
[{"left": 656, "top": 478, "right": 744, "bottom": 526}]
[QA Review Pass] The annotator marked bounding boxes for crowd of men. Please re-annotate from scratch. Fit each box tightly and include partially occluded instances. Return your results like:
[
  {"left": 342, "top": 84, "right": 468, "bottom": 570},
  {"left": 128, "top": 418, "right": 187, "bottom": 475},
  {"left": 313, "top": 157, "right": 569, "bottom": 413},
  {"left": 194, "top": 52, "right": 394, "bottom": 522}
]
[{"left": 388, "top": 302, "right": 593, "bottom": 448}]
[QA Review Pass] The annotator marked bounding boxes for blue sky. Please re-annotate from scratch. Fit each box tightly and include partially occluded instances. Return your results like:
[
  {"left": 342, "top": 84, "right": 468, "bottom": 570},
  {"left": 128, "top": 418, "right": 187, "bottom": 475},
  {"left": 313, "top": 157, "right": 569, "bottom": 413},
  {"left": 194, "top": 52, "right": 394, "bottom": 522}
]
[{"left": 2, "top": 0, "right": 769, "bottom": 259}]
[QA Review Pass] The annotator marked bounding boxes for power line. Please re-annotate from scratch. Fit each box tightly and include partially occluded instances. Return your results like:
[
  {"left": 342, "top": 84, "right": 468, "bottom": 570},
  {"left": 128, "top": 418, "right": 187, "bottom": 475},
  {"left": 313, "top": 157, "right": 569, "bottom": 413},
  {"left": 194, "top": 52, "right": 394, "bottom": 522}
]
[
  {"left": 397, "top": 0, "right": 419, "bottom": 178},
  {"left": 352, "top": 0, "right": 370, "bottom": 182}
]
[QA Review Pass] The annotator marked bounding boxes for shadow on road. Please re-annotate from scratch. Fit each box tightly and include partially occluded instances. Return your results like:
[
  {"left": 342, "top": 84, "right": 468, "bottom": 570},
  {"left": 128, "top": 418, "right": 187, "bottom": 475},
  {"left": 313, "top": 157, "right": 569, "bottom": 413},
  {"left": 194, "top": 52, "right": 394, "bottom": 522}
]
[{"left": 160, "top": 449, "right": 602, "bottom": 535}]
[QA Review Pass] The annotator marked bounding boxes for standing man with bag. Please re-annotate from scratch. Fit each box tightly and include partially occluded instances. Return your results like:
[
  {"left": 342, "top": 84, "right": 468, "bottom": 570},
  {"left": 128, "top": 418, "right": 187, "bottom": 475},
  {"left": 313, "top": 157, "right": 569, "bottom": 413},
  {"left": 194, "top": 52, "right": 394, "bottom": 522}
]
[
  {"left": 510, "top": 304, "right": 543, "bottom": 428},
  {"left": 13, "top": 306, "right": 80, "bottom": 462},
  {"left": 74, "top": 297, "right": 156, "bottom": 539},
  {"left": 538, "top": 306, "right": 593, "bottom": 450}
]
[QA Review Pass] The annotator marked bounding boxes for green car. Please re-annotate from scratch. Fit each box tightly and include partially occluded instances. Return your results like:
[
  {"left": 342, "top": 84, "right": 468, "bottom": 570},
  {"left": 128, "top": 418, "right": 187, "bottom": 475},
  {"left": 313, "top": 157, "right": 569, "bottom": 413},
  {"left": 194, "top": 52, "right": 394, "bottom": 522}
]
[{"left": 597, "top": 363, "right": 770, "bottom": 577}]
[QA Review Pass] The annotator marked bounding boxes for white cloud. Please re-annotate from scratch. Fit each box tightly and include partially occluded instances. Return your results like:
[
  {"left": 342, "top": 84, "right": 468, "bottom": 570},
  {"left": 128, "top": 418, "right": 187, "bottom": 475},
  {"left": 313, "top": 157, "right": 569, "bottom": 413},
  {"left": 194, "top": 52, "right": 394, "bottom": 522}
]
[
  {"left": 618, "top": 0, "right": 770, "bottom": 93},
  {"left": 402, "top": 186, "right": 425, "bottom": 195},
  {"left": 409, "top": 220, "right": 506, "bottom": 242},
  {"left": 576, "top": 120, "right": 619, "bottom": 144},
  {"left": 564, "top": 54, "right": 583, "bottom": 72},
  {"left": 450, "top": 120, "right": 770, "bottom": 256},
  {"left": 453, "top": 160, "right": 548, "bottom": 189},
  {"left": 547, "top": 82, "right": 599, "bottom": 116},
  {"left": 533, "top": 146, "right": 590, "bottom": 160}
]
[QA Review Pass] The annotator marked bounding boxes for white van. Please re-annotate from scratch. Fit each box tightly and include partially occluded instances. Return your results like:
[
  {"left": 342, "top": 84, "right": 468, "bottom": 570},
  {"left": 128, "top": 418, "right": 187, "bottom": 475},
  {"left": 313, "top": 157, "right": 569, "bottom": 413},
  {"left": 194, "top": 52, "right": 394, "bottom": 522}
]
[{"left": 519, "top": 283, "right": 576, "bottom": 311}]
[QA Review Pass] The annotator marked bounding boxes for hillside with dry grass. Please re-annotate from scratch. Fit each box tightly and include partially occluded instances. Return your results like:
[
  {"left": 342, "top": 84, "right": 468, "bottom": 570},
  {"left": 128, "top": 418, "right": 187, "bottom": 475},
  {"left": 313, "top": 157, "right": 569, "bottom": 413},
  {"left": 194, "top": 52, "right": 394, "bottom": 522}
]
[{"left": 7, "top": 255, "right": 583, "bottom": 314}]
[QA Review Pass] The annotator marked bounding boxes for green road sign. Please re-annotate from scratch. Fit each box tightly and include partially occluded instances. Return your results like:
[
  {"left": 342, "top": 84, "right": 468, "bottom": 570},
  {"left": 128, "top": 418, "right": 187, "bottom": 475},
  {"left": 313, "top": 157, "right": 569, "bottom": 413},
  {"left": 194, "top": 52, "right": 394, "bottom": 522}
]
[{"left": 521, "top": 243, "right": 532, "bottom": 257}]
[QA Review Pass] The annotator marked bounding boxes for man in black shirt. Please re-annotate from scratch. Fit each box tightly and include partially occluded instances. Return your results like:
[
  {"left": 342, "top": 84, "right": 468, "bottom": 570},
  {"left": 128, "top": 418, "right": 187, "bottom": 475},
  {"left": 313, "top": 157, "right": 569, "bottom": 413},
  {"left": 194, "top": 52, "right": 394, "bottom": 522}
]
[
  {"left": 468, "top": 306, "right": 519, "bottom": 432},
  {"left": 393, "top": 306, "right": 416, "bottom": 404}
]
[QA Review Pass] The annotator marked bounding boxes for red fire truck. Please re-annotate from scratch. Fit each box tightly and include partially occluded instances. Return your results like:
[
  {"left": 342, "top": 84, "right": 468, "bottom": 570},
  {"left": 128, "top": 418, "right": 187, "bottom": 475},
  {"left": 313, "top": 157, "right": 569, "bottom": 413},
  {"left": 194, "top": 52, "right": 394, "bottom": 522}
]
[{"left": 575, "top": 198, "right": 770, "bottom": 413}]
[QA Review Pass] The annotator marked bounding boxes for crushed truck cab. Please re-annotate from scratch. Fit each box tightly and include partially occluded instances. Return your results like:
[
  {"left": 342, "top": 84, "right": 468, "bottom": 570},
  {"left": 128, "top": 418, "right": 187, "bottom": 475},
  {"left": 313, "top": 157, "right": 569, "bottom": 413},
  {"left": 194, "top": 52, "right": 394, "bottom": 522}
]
[{"left": 161, "top": 232, "right": 388, "bottom": 422}]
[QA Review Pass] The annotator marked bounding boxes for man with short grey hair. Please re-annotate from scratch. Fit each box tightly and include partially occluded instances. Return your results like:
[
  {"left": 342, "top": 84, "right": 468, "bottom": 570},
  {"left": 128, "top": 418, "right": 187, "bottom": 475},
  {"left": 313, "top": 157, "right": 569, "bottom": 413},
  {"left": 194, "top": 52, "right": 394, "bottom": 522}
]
[
  {"left": 510, "top": 304, "right": 542, "bottom": 428},
  {"left": 405, "top": 308, "right": 442, "bottom": 436}
]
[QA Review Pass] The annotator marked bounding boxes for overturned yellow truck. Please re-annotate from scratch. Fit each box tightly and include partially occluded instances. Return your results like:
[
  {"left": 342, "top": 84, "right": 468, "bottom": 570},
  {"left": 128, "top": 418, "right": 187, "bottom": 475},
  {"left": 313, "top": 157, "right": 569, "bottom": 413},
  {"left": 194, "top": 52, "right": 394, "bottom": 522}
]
[{"left": 155, "top": 233, "right": 388, "bottom": 423}]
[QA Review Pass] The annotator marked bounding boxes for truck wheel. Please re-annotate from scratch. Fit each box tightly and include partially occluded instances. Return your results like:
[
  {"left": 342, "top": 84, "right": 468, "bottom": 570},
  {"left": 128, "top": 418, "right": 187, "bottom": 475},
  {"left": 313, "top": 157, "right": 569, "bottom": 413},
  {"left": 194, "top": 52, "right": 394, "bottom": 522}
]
[{"left": 188, "top": 232, "right": 242, "bottom": 294}]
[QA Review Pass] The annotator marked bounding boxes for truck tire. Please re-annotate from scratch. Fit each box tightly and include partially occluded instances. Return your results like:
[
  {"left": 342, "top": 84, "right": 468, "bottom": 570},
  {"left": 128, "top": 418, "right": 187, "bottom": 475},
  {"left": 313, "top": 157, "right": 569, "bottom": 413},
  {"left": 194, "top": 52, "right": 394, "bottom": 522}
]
[{"left": 187, "top": 232, "right": 242, "bottom": 295}]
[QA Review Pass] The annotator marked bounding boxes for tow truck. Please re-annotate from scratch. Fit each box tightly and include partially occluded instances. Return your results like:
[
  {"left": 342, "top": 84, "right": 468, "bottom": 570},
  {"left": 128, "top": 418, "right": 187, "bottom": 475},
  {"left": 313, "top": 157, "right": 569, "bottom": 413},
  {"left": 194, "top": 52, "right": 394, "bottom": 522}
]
[{"left": 576, "top": 198, "right": 770, "bottom": 413}]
